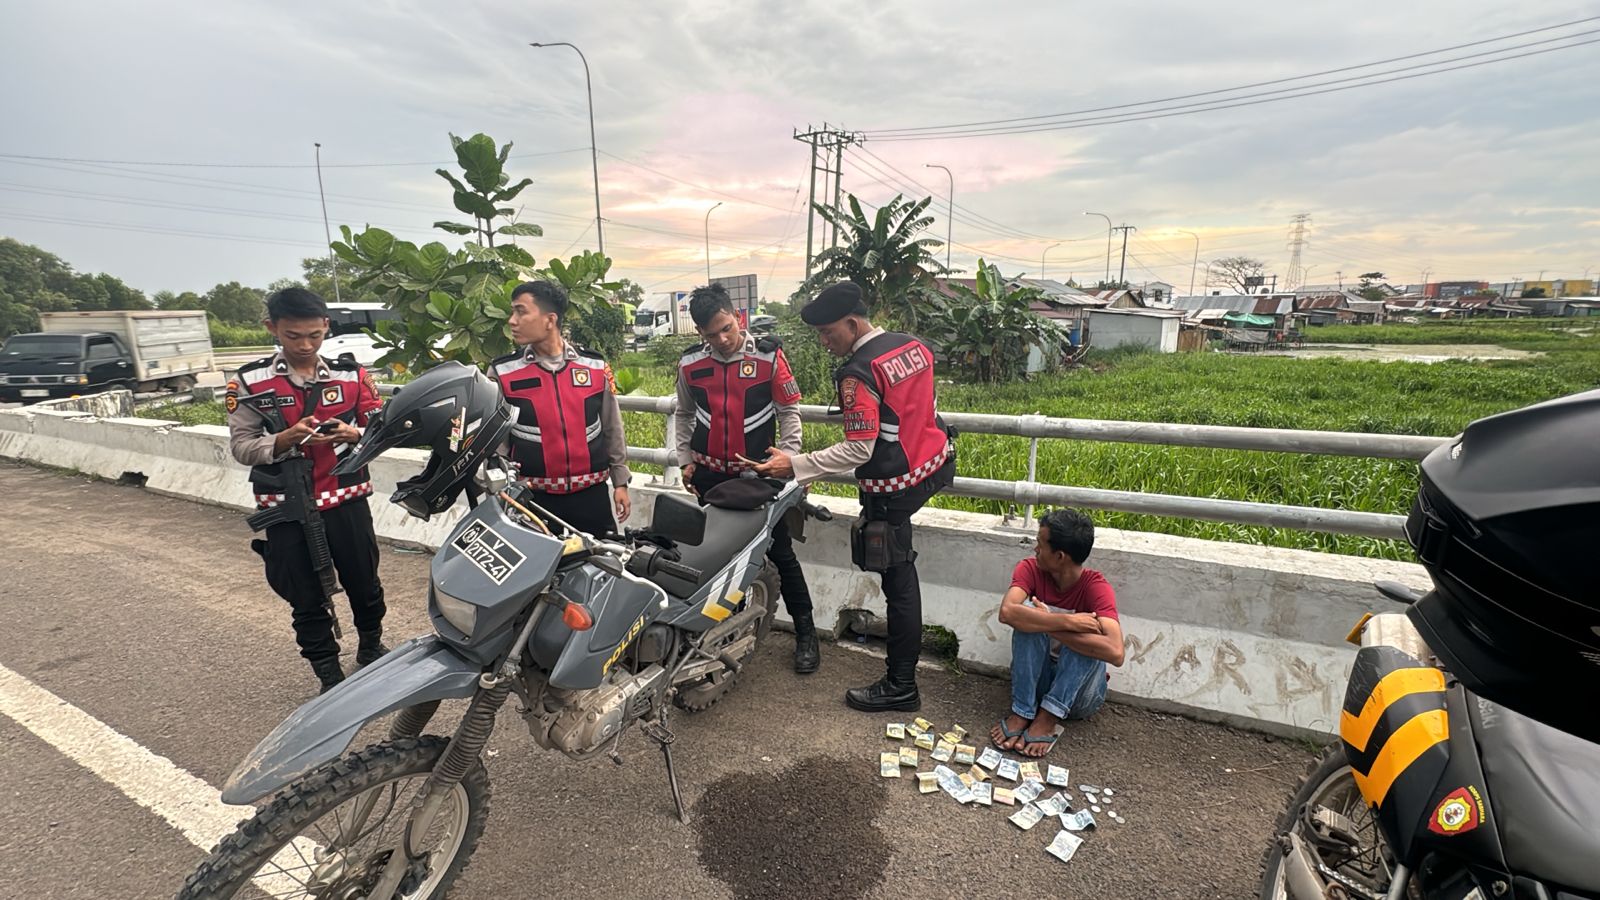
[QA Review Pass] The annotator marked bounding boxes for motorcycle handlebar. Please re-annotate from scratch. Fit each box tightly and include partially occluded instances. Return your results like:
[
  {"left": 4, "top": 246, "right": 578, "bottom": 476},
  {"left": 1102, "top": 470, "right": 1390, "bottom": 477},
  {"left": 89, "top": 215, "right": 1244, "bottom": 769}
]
[{"left": 654, "top": 557, "right": 703, "bottom": 584}]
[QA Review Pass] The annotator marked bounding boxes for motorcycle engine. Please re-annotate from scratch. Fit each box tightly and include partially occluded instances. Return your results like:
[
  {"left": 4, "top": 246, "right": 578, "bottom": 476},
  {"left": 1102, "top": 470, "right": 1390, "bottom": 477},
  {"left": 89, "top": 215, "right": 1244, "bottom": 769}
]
[{"left": 539, "top": 665, "right": 665, "bottom": 755}]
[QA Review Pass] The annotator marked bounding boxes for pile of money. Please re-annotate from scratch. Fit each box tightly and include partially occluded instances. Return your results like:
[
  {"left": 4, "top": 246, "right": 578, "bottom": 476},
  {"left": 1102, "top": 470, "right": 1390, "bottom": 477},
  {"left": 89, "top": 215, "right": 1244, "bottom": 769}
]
[
  {"left": 970, "top": 782, "right": 994, "bottom": 806},
  {"left": 996, "top": 758, "right": 1021, "bottom": 781},
  {"left": 931, "top": 739, "right": 955, "bottom": 762},
  {"left": 1046, "top": 830, "right": 1084, "bottom": 864},
  {"left": 1019, "top": 761, "right": 1043, "bottom": 783},
  {"left": 899, "top": 746, "right": 919, "bottom": 767},
  {"left": 953, "top": 744, "right": 977, "bottom": 765},
  {"left": 1046, "top": 764, "right": 1070, "bottom": 787},
  {"left": 917, "top": 772, "right": 939, "bottom": 794},
  {"left": 886, "top": 723, "right": 906, "bottom": 740},
  {"left": 914, "top": 731, "right": 936, "bottom": 751},
  {"left": 993, "top": 787, "right": 1016, "bottom": 806},
  {"left": 967, "top": 763, "right": 989, "bottom": 783},
  {"left": 880, "top": 752, "right": 901, "bottom": 778},
  {"left": 934, "top": 764, "right": 973, "bottom": 804},
  {"left": 1014, "top": 780, "right": 1045, "bottom": 804}
]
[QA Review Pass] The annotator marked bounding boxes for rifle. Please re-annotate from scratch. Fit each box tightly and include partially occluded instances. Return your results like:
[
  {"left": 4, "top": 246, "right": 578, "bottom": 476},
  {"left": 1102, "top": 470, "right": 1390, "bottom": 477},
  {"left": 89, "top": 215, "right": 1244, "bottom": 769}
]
[{"left": 242, "top": 392, "right": 350, "bottom": 638}]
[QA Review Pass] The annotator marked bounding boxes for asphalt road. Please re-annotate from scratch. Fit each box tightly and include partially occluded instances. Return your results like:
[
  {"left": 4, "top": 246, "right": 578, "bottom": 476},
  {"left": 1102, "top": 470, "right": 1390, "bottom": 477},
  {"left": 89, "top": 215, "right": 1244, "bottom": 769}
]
[{"left": 0, "top": 462, "right": 1316, "bottom": 899}]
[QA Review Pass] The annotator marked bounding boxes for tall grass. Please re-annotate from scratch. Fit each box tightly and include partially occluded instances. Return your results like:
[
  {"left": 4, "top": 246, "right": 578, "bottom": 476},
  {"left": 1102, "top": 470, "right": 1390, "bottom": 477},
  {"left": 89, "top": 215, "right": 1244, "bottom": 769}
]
[{"left": 1304, "top": 317, "right": 1592, "bottom": 347}]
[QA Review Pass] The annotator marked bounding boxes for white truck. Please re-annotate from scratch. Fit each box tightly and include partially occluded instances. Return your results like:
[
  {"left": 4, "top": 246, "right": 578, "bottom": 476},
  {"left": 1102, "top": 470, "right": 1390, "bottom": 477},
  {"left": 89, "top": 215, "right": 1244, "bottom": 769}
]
[
  {"left": 630, "top": 291, "right": 693, "bottom": 345},
  {"left": 0, "top": 310, "right": 214, "bottom": 402}
]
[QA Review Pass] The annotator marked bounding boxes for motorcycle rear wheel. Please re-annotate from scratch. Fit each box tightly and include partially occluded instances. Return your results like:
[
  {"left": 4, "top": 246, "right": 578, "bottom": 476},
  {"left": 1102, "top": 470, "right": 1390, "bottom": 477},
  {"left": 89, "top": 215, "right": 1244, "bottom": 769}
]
[
  {"left": 674, "top": 564, "right": 780, "bottom": 713},
  {"left": 175, "top": 736, "right": 488, "bottom": 900},
  {"left": 1259, "top": 744, "right": 1398, "bottom": 900}
]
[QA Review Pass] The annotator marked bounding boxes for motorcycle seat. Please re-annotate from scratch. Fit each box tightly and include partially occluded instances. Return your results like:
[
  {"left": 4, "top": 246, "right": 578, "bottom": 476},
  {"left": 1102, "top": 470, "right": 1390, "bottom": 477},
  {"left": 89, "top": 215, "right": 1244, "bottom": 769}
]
[
  {"left": 656, "top": 505, "right": 771, "bottom": 599},
  {"left": 1473, "top": 697, "right": 1600, "bottom": 892}
]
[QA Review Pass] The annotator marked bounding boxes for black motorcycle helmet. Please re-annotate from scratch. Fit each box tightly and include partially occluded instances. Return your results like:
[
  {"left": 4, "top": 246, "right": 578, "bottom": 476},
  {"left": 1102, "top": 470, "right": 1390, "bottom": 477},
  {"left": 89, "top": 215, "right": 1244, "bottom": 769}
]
[
  {"left": 334, "top": 361, "right": 514, "bottom": 520},
  {"left": 1405, "top": 387, "right": 1600, "bottom": 742}
]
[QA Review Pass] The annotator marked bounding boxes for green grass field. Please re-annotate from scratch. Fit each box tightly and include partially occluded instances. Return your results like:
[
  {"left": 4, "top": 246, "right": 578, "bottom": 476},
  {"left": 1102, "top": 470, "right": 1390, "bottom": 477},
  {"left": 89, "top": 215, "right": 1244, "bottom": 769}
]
[{"left": 149, "top": 321, "right": 1600, "bottom": 559}]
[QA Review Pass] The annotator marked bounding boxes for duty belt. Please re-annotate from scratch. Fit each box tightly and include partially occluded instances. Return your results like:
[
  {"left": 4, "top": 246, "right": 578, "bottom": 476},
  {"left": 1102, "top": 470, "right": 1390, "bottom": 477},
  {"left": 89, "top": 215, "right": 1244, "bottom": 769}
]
[
  {"left": 522, "top": 470, "right": 608, "bottom": 494},
  {"left": 691, "top": 451, "right": 753, "bottom": 474}
]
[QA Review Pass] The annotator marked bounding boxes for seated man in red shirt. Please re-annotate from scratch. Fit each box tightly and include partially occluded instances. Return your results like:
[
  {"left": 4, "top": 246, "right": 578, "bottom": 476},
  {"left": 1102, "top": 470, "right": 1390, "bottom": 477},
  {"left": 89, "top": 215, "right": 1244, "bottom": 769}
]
[{"left": 990, "top": 509, "right": 1125, "bottom": 758}]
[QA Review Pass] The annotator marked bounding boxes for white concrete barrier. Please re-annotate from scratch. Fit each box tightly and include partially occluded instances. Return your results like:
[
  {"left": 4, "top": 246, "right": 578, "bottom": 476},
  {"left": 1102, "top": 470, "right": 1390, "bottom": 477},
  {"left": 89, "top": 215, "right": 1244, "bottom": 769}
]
[{"left": 1, "top": 398, "right": 1432, "bottom": 737}]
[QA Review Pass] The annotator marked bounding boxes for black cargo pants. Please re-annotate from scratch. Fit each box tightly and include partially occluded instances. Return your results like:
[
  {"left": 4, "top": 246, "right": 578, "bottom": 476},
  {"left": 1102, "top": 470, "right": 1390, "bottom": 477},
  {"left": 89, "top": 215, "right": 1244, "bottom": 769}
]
[
  {"left": 858, "top": 456, "right": 956, "bottom": 671},
  {"left": 254, "top": 496, "right": 386, "bottom": 662}
]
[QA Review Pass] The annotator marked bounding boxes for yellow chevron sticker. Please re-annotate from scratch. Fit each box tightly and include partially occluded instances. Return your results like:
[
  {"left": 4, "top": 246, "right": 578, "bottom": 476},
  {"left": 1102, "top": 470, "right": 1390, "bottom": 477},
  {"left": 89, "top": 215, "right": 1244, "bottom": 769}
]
[
  {"left": 700, "top": 588, "right": 745, "bottom": 623},
  {"left": 1340, "top": 667, "right": 1446, "bottom": 753},
  {"left": 1351, "top": 708, "right": 1449, "bottom": 807}
]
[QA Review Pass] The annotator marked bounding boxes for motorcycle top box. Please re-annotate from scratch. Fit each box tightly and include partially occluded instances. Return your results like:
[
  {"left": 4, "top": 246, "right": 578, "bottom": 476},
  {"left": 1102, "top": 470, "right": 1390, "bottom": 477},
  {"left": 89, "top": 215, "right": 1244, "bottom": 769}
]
[{"left": 1405, "top": 387, "right": 1600, "bottom": 744}]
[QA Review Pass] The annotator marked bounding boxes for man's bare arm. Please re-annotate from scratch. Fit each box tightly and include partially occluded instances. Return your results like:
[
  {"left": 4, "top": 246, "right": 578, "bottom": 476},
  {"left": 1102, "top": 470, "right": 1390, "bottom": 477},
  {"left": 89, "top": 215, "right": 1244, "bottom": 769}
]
[
  {"left": 998, "top": 587, "right": 1101, "bottom": 635},
  {"left": 1053, "top": 617, "right": 1126, "bottom": 667}
]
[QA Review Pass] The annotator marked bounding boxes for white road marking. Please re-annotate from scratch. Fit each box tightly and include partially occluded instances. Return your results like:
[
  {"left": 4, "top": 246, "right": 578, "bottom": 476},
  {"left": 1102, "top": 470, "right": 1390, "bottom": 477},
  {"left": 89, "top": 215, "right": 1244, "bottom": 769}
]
[{"left": 0, "top": 661, "right": 316, "bottom": 894}]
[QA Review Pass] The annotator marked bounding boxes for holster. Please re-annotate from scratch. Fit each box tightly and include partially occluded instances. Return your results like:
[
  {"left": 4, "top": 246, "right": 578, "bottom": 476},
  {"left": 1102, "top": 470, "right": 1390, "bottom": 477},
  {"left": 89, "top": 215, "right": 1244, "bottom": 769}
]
[{"left": 850, "top": 514, "right": 915, "bottom": 573}]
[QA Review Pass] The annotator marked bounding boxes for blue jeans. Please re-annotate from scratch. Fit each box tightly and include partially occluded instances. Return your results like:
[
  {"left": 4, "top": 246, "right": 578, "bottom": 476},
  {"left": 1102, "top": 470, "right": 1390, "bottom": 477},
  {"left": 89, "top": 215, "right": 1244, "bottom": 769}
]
[{"left": 1010, "top": 629, "right": 1108, "bottom": 722}]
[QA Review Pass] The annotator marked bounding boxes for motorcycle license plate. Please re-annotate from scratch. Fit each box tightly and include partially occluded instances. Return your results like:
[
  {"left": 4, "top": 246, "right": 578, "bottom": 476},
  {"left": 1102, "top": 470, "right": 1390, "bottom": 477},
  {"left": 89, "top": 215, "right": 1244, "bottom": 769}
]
[{"left": 20, "top": 389, "right": 48, "bottom": 398}]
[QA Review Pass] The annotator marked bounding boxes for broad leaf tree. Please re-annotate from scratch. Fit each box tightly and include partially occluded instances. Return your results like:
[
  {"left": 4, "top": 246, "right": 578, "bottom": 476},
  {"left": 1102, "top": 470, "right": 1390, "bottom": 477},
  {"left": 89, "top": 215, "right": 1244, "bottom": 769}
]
[
  {"left": 797, "top": 193, "right": 947, "bottom": 329},
  {"left": 924, "top": 259, "right": 1068, "bottom": 383}
]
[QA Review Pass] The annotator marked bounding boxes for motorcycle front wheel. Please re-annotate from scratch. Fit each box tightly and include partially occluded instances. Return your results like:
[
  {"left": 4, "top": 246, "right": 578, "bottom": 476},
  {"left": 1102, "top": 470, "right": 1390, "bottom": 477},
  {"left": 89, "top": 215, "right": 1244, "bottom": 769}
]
[{"left": 175, "top": 736, "right": 489, "bottom": 900}]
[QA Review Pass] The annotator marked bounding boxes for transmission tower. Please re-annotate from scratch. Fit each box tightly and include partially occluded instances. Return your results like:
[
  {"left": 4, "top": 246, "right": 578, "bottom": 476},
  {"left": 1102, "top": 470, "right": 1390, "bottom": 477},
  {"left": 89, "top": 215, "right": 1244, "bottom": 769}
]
[
  {"left": 793, "top": 124, "right": 862, "bottom": 284},
  {"left": 1285, "top": 213, "right": 1312, "bottom": 291}
]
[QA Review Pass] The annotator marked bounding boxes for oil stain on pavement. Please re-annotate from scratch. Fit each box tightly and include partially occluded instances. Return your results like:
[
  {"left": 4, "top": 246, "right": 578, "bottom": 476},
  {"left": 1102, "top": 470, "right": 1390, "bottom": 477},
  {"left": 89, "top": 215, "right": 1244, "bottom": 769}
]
[{"left": 693, "top": 755, "right": 889, "bottom": 900}]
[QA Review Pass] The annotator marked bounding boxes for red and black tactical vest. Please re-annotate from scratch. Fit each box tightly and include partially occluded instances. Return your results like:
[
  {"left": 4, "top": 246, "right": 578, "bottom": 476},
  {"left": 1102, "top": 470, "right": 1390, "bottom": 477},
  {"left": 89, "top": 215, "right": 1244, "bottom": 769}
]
[
  {"left": 679, "top": 335, "right": 801, "bottom": 473},
  {"left": 492, "top": 344, "right": 612, "bottom": 493},
  {"left": 236, "top": 355, "right": 381, "bottom": 510},
  {"left": 834, "top": 332, "right": 952, "bottom": 493}
]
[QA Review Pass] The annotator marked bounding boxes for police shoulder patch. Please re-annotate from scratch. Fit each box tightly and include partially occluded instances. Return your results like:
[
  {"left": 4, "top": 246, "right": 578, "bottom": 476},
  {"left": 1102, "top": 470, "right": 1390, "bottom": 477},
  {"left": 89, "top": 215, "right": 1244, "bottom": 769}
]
[{"left": 840, "top": 376, "right": 862, "bottom": 408}]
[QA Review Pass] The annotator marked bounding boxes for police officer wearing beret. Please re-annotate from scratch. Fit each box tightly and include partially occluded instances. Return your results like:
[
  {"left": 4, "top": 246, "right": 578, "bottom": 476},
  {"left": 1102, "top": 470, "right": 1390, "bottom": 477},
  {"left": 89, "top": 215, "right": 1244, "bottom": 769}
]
[{"left": 755, "top": 282, "right": 955, "bottom": 712}]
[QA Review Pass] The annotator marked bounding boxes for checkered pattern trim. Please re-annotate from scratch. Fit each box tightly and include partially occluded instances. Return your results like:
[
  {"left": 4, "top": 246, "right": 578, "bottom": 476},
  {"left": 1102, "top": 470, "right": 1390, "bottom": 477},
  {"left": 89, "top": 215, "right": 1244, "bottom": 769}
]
[
  {"left": 691, "top": 451, "right": 752, "bottom": 474},
  {"left": 255, "top": 482, "right": 373, "bottom": 511},
  {"left": 857, "top": 441, "right": 953, "bottom": 494},
  {"left": 522, "top": 470, "right": 608, "bottom": 494}
]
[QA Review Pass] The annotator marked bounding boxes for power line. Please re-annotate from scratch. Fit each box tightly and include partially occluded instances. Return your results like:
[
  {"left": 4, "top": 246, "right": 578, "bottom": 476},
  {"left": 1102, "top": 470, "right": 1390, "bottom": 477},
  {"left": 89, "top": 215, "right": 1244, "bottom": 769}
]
[
  {"left": 597, "top": 150, "right": 794, "bottom": 213},
  {"left": 863, "top": 36, "right": 1600, "bottom": 141},
  {"left": 0, "top": 147, "right": 591, "bottom": 169},
  {"left": 861, "top": 16, "right": 1600, "bottom": 136}
]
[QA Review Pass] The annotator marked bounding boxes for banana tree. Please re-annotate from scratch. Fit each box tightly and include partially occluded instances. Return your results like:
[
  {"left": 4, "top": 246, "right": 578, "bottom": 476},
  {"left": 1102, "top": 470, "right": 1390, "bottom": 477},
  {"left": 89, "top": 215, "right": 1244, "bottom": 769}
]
[
  {"left": 797, "top": 193, "right": 947, "bottom": 329},
  {"left": 924, "top": 259, "right": 1068, "bottom": 383}
]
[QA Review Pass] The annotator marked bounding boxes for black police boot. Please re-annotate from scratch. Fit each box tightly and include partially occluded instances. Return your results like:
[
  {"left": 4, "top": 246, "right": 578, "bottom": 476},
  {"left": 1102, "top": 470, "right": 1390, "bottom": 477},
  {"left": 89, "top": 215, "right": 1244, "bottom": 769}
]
[
  {"left": 792, "top": 613, "right": 820, "bottom": 675},
  {"left": 311, "top": 657, "right": 345, "bottom": 694},
  {"left": 844, "top": 660, "right": 919, "bottom": 712},
  {"left": 355, "top": 629, "right": 390, "bottom": 668}
]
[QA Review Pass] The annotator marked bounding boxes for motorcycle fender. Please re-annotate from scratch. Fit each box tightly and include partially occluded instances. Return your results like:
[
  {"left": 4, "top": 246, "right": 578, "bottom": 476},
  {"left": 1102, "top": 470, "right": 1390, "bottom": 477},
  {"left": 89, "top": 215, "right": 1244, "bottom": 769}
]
[{"left": 220, "top": 636, "right": 481, "bottom": 805}]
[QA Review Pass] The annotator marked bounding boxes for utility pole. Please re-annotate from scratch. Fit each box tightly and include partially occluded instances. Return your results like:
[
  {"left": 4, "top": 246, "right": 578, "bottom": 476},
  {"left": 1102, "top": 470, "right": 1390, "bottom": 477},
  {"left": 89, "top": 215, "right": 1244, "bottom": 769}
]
[
  {"left": 1111, "top": 225, "right": 1136, "bottom": 287},
  {"left": 1285, "top": 212, "right": 1311, "bottom": 291},
  {"left": 313, "top": 143, "right": 341, "bottom": 303},
  {"left": 792, "top": 125, "right": 861, "bottom": 284},
  {"left": 1041, "top": 242, "right": 1062, "bottom": 280}
]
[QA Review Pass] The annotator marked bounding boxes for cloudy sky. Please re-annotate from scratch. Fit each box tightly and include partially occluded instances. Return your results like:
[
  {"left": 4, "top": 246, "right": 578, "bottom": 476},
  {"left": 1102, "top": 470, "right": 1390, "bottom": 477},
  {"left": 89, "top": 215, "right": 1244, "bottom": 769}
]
[{"left": 2, "top": 1, "right": 1597, "bottom": 299}]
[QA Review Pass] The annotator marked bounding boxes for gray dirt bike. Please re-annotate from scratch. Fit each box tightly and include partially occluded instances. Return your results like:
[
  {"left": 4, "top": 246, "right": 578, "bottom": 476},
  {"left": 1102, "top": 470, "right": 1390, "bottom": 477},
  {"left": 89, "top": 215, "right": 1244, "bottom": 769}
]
[{"left": 176, "top": 362, "right": 827, "bottom": 900}]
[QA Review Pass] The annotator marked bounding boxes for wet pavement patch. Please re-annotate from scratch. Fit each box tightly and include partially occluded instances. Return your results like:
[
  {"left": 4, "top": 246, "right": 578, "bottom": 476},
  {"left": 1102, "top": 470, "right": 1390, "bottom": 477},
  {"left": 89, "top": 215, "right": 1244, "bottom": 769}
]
[{"left": 693, "top": 754, "right": 889, "bottom": 900}]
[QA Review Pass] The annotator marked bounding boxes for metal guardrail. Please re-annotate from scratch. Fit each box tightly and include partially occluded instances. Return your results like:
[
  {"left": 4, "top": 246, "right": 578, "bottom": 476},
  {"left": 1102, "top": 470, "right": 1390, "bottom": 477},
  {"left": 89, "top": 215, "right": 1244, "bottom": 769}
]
[
  {"left": 616, "top": 395, "right": 1448, "bottom": 541},
  {"left": 180, "top": 384, "right": 1445, "bottom": 540}
]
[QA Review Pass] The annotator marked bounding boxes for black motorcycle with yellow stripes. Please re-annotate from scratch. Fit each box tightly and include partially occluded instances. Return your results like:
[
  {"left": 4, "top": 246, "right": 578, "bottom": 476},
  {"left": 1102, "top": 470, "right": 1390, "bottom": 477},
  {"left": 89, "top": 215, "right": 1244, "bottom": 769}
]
[
  {"left": 1261, "top": 389, "right": 1600, "bottom": 900},
  {"left": 176, "top": 363, "right": 824, "bottom": 900}
]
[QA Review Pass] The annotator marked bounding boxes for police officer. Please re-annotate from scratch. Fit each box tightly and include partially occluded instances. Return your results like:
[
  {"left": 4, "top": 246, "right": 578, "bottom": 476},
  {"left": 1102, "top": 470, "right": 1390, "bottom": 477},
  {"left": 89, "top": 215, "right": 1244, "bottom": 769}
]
[
  {"left": 756, "top": 282, "right": 954, "bottom": 712},
  {"left": 490, "top": 280, "right": 631, "bottom": 536},
  {"left": 227, "top": 287, "right": 388, "bottom": 693},
  {"left": 673, "top": 284, "right": 818, "bottom": 674}
]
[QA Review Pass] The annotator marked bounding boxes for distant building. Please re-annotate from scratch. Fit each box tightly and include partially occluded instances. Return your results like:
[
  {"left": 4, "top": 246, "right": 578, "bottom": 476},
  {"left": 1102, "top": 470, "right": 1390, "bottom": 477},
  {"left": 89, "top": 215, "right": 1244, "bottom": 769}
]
[
  {"left": 1424, "top": 281, "right": 1489, "bottom": 300},
  {"left": 1086, "top": 308, "right": 1183, "bottom": 353},
  {"left": 1136, "top": 281, "right": 1175, "bottom": 304},
  {"left": 1521, "top": 278, "right": 1597, "bottom": 298}
]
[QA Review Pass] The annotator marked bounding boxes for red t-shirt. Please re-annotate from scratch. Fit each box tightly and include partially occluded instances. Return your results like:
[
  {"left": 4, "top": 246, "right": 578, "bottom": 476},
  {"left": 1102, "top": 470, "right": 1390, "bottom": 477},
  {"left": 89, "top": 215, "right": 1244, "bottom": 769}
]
[{"left": 1010, "top": 560, "right": 1118, "bottom": 620}]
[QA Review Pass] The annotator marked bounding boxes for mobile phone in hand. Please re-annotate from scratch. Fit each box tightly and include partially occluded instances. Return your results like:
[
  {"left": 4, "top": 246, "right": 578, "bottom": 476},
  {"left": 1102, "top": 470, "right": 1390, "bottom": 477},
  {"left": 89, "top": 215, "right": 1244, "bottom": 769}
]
[{"left": 734, "top": 452, "right": 768, "bottom": 466}]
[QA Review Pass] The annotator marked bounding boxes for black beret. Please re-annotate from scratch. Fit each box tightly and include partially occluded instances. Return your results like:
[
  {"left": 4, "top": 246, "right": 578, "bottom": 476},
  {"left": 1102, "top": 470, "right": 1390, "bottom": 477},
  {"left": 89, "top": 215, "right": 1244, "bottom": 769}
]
[
  {"left": 702, "top": 476, "right": 783, "bottom": 510},
  {"left": 801, "top": 281, "right": 866, "bottom": 325}
]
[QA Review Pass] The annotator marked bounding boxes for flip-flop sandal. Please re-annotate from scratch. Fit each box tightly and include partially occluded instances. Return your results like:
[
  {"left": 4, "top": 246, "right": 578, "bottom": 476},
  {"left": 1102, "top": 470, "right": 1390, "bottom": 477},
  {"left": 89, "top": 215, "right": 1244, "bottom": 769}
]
[
  {"left": 1021, "top": 732, "right": 1059, "bottom": 758},
  {"left": 992, "top": 717, "right": 1026, "bottom": 748}
]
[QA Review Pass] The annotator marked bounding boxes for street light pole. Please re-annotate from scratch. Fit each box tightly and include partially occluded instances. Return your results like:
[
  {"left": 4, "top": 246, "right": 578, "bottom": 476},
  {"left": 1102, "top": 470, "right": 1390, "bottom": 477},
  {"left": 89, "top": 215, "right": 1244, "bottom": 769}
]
[
  {"left": 924, "top": 163, "right": 953, "bottom": 272},
  {"left": 704, "top": 201, "right": 723, "bottom": 283},
  {"left": 1177, "top": 229, "right": 1199, "bottom": 296},
  {"left": 313, "top": 142, "right": 341, "bottom": 303},
  {"left": 530, "top": 41, "right": 605, "bottom": 259},
  {"left": 1084, "top": 211, "right": 1112, "bottom": 285},
  {"left": 1041, "top": 242, "right": 1062, "bottom": 280}
]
